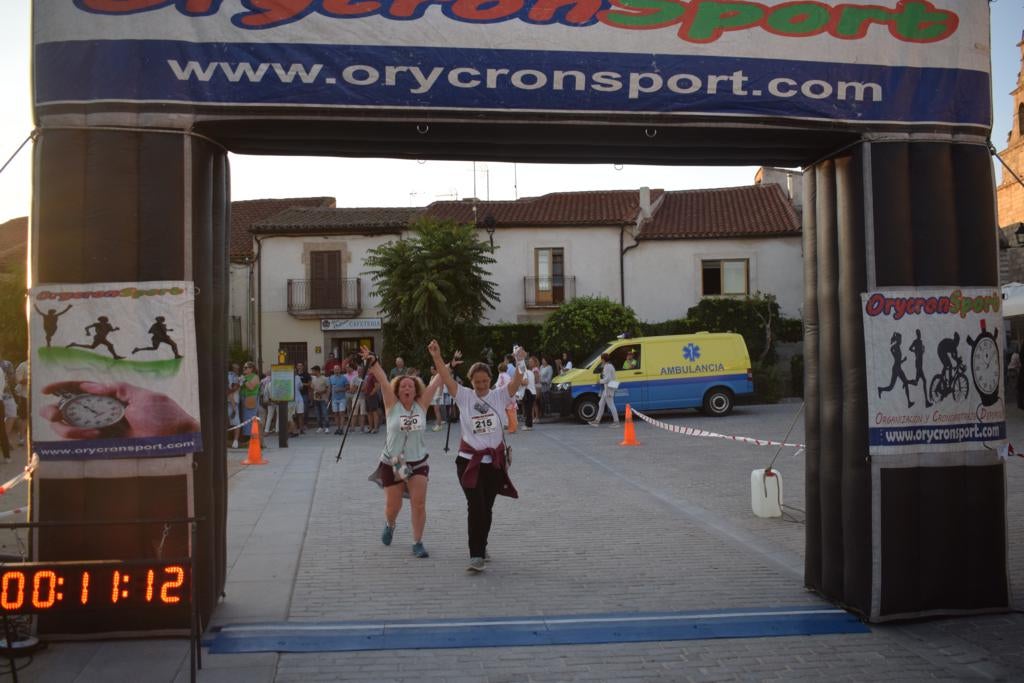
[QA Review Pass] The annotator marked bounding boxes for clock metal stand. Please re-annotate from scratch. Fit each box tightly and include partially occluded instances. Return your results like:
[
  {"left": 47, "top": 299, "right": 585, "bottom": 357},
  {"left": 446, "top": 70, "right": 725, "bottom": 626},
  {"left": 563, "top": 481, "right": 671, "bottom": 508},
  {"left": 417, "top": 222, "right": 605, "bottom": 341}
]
[{"left": 0, "top": 516, "right": 202, "bottom": 683}]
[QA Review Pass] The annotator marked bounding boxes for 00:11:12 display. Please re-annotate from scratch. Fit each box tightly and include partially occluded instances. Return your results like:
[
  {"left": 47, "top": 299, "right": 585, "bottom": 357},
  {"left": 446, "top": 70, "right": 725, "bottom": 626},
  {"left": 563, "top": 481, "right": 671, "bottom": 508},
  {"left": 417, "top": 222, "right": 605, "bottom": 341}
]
[{"left": 0, "top": 564, "right": 187, "bottom": 614}]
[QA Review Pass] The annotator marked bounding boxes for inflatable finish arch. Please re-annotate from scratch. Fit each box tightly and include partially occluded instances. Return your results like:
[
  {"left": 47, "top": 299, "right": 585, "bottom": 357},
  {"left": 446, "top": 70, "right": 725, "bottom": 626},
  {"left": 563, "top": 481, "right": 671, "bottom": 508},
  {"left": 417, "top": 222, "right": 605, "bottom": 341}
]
[{"left": 30, "top": 0, "right": 1002, "bottom": 631}]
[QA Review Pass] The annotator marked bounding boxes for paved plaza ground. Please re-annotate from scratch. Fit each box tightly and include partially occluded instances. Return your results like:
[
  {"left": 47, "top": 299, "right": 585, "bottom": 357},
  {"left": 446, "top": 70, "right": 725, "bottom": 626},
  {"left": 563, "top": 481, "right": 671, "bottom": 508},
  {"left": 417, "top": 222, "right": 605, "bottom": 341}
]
[{"left": 8, "top": 401, "right": 1024, "bottom": 681}]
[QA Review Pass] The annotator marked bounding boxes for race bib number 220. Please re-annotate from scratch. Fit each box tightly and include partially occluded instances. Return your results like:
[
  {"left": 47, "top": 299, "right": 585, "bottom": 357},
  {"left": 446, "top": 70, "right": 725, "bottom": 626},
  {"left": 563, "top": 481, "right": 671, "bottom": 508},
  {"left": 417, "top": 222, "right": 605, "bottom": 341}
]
[{"left": 400, "top": 414, "right": 424, "bottom": 431}]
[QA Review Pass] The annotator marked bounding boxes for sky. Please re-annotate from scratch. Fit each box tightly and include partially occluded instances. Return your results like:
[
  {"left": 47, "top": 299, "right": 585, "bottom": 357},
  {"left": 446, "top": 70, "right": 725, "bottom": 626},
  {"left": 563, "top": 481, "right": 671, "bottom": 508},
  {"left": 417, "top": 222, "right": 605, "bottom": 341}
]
[{"left": 1, "top": 2, "right": 1022, "bottom": 223}]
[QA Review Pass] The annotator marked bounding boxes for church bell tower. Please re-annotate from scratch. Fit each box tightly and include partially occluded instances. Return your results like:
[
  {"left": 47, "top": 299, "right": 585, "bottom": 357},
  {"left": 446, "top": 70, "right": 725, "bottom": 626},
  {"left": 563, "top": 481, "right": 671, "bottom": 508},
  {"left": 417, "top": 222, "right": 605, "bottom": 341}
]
[{"left": 997, "top": 31, "right": 1024, "bottom": 228}]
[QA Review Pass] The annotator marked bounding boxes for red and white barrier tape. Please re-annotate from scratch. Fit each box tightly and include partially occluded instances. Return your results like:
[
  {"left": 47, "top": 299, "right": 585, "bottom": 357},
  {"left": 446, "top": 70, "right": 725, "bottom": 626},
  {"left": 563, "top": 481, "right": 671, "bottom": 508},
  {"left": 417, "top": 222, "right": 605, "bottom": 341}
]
[
  {"left": 230, "top": 415, "right": 260, "bottom": 432},
  {"left": 998, "top": 443, "right": 1022, "bottom": 460},
  {"left": 0, "top": 454, "right": 38, "bottom": 496},
  {"left": 629, "top": 409, "right": 806, "bottom": 453}
]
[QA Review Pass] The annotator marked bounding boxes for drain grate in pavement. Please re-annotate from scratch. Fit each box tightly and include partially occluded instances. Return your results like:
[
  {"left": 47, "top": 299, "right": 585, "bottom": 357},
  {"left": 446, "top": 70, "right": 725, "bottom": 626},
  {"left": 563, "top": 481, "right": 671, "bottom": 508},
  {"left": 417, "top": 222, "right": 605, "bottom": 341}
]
[{"left": 207, "top": 607, "right": 868, "bottom": 653}]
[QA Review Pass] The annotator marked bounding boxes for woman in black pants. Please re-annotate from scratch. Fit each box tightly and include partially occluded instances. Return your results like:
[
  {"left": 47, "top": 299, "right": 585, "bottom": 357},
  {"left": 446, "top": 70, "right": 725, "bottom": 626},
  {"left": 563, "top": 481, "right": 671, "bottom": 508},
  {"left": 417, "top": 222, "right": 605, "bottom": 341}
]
[
  {"left": 430, "top": 342, "right": 524, "bottom": 573},
  {"left": 0, "top": 397, "right": 10, "bottom": 461}
]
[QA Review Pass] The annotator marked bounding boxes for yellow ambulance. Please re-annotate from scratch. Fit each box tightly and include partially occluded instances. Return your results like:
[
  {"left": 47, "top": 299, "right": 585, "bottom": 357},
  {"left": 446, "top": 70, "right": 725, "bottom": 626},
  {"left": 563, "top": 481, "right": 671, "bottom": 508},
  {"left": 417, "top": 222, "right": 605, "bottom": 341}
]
[{"left": 550, "top": 333, "right": 754, "bottom": 422}]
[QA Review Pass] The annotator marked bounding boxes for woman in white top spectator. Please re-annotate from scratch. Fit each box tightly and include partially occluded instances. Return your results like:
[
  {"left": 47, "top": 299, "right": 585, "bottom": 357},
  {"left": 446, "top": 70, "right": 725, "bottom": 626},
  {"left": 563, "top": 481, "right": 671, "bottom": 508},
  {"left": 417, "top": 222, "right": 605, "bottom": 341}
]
[
  {"left": 428, "top": 366, "right": 446, "bottom": 431},
  {"left": 227, "top": 362, "right": 241, "bottom": 448},
  {"left": 524, "top": 356, "right": 540, "bottom": 429}
]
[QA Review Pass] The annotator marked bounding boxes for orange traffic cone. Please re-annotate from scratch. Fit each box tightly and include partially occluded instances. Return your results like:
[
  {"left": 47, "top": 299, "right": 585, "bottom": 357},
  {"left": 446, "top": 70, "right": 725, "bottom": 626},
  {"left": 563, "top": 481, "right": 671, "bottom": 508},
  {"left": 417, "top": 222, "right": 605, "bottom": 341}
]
[
  {"left": 619, "top": 404, "right": 640, "bottom": 447},
  {"left": 506, "top": 402, "right": 518, "bottom": 433},
  {"left": 242, "top": 417, "right": 268, "bottom": 465}
]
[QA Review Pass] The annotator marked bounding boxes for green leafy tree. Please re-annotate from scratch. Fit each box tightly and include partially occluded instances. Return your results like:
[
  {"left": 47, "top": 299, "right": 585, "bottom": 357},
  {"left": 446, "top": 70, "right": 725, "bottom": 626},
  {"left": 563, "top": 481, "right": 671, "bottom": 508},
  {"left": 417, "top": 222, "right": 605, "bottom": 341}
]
[
  {"left": 364, "top": 218, "right": 498, "bottom": 367},
  {"left": 539, "top": 296, "right": 641, "bottom": 364},
  {"left": 0, "top": 265, "right": 28, "bottom": 361},
  {"left": 685, "top": 292, "right": 782, "bottom": 363}
]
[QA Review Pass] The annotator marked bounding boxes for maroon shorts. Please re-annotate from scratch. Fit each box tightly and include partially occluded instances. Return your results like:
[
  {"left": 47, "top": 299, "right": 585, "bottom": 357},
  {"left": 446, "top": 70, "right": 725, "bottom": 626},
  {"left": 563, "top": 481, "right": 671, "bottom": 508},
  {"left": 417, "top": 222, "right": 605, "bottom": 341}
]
[{"left": 370, "top": 456, "right": 430, "bottom": 488}]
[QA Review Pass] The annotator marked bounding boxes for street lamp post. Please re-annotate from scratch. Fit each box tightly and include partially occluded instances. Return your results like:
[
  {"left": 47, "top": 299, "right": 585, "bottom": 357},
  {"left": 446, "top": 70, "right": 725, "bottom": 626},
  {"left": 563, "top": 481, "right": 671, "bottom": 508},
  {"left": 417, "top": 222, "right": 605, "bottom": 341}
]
[{"left": 482, "top": 215, "right": 496, "bottom": 249}]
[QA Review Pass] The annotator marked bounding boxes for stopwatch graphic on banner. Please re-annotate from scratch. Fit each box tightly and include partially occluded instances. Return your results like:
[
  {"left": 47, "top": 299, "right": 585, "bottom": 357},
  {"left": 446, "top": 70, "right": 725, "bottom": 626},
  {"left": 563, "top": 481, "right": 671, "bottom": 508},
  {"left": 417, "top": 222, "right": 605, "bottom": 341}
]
[
  {"left": 862, "top": 288, "right": 1007, "bottom": 456},
  {"left": 29, "top": 282, "right": 203, "bottom": 460}
]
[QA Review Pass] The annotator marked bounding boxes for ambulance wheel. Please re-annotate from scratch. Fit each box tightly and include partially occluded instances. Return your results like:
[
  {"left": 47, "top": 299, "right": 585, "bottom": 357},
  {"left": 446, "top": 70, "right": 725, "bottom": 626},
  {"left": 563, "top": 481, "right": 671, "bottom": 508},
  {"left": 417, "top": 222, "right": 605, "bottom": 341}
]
[
  {"left": 574, "top": 395, "right": 599, "bottom": 423},
  {"left": 703, "top": 388, "right": 733, "bottom": 417}
]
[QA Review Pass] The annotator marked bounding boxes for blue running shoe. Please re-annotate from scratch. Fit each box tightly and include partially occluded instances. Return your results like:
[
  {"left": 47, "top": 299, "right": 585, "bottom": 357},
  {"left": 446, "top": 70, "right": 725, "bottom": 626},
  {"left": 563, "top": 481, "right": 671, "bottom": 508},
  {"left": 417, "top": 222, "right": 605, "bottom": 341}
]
[
  {"left": 412, "top": 542, "right": 429, "bottom": 558},
  {"left": 381, "top": 524, "right": 394, "bottom": 546}
]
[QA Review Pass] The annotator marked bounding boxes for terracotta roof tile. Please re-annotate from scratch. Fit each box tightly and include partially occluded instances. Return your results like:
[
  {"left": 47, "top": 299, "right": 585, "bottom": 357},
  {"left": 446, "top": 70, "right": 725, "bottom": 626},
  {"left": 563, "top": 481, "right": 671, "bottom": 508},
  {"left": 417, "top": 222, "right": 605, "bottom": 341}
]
[
  {"left": 230, "top": 197, "right": 335, "bottom": 261},
  {"left": 251, "top": 207, "right": 420, "bottom": 234},
  {"left": 422, "top": 189, "right": 664, "bottom": 227},
  {"left": 639, "top": 184, "right": 799, "bottom": 240},
  {"left": 0, "top": 217, "right": 28, "bottom": 272}
]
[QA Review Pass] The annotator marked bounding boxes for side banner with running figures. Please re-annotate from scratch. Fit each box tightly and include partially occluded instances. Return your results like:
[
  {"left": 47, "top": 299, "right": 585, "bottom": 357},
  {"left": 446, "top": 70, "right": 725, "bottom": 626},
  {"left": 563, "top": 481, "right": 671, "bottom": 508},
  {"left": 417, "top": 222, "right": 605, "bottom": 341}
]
[
  {"left": 863, "top": 288, "right": 1006, "bottom": 455},
  {"left": 29, "top": 281, "right": 203, "bottom": 460}
]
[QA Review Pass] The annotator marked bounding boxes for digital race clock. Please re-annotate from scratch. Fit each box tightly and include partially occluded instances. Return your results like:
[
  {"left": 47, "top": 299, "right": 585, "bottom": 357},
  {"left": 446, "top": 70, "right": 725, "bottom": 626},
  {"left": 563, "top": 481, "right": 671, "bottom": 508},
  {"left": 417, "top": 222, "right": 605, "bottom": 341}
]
[{"left": 0, "top": 560, "right": 188, "bottom": 615}]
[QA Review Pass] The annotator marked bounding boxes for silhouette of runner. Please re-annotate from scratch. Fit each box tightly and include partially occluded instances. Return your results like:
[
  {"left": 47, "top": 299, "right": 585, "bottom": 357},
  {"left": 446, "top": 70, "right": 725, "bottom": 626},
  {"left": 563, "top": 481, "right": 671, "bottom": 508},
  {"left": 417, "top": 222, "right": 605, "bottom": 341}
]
[
  {"left": 33, "top": 304, "right": 72, "bottom": 347},
  {"left": 878, "top": 331, "right": 914, "bottom": 407},
  {"left": 132, "top": 316, "right": 182, "bottom": 358},
  {"left": 67, "top": 316, "right": 123, "bottom": 359},
  {"left": 908, "top": 329, "right": 933, "bottom": 408}
]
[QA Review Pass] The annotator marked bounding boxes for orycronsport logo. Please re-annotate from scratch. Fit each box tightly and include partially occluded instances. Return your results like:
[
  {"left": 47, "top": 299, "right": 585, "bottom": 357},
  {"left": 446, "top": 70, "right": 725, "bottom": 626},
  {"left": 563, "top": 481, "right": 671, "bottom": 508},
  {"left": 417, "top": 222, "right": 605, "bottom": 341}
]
[
  {"left": 863, "top": 289, "right": 1001, "bottom": 321},
  {"left": 74, "top": 0, "right": 961, "bottom": 43},
  {"left": 35, "top": 286, "right": 187, "bottom": 303}
]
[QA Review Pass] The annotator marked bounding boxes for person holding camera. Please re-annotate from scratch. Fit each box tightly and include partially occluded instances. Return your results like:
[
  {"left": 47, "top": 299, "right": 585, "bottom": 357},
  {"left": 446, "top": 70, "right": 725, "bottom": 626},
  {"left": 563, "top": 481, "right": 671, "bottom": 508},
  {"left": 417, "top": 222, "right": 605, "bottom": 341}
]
[
  {"left": 362, "top": 344, "right": 443, "bottom": 559},
  {"left": 431, "top": 340, "right": 525, "bottom": 573}
]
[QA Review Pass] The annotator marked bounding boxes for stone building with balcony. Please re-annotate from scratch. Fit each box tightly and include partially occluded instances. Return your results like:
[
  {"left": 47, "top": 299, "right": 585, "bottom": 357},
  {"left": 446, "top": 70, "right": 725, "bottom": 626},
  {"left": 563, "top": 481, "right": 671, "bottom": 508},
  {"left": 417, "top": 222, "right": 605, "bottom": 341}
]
[
  {"left": 249, "top": 207, "right": 418, "bottom": 368},
  {"left": 422, "top": 190, "right": 658, "bottom": 323},
  {"left": 228, "top": 196, "right": 336, "bottom": 357}
]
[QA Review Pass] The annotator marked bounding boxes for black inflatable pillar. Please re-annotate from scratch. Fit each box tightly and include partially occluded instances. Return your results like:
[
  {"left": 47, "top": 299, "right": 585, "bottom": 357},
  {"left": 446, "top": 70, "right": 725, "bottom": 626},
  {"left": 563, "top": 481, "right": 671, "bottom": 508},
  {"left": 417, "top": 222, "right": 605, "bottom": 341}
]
[
  {"left": 804, "top": 141, "right": 1007, "bottom": 621},
  {"left": 31, "top": 129, "right": 228, "bottom": 634}
]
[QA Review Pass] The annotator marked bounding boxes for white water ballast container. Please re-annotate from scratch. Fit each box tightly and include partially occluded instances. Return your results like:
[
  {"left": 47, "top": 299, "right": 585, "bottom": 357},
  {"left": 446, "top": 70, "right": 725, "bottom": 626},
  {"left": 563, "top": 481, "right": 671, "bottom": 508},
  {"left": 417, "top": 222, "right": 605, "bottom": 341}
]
[{"left": 751, "top": 468, "right": 783, "bottom": 518}]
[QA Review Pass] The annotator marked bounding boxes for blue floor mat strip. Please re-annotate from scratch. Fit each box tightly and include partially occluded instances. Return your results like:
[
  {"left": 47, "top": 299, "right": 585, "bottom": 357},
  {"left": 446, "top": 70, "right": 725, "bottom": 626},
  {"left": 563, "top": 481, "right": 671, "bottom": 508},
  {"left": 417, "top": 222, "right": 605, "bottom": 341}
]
[{"left": 208, "top": 607, "right": 869, "bottom": 654}]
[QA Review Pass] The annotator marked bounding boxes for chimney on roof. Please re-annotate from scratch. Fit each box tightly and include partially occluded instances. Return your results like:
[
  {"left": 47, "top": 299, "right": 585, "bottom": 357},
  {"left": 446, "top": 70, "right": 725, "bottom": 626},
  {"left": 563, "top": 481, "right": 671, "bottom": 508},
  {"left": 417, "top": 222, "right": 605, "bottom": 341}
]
[
  {"left": 639, "top": 187, "right": 652, "bottom": 219},
  {"left": 756, "top": 166, "right": 803, "bottom": 211}
]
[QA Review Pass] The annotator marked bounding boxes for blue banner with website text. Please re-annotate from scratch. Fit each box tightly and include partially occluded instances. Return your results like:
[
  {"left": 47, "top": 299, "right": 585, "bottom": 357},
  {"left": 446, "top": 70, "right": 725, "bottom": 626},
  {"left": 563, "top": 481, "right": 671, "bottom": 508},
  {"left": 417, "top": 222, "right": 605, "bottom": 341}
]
[
  {"left": 34, "top": 40, "right": 990, "bottom": 126},
  {"left": 34, "top": 1, "right": 991, "bottom": 129}
]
